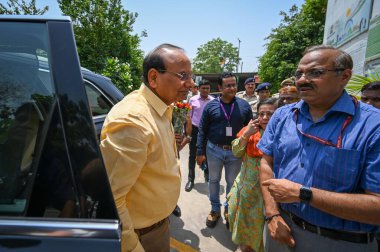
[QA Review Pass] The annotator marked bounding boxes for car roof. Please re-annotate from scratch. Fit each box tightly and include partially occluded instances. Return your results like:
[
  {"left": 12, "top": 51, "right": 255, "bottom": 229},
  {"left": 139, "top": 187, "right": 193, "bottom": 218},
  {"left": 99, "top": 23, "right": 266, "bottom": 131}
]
[
  {"left": 81, "top": 68, "right": 124, "bottom": 103},
  {"left": 0, "top": 15, "right": 71, "bottom": 22}
]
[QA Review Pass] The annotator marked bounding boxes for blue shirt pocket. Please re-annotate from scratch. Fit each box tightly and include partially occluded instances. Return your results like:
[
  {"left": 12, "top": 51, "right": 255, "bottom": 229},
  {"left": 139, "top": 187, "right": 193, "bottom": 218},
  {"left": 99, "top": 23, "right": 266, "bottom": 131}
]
[{"left": 313, "top": 146, "right": 361, "bottom": 192}]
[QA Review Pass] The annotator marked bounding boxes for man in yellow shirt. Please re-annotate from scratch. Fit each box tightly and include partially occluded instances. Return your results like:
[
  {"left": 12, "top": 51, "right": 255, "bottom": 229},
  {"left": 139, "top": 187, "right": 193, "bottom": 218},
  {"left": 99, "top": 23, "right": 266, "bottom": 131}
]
[{"left": 100, "top": 44, "right": 194, "bottom": 252}]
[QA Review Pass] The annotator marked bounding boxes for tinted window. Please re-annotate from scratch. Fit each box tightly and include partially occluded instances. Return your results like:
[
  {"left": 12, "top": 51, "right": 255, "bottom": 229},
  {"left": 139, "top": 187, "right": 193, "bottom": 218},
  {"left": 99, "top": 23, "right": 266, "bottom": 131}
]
[
  {"left": 0, "top": 22, "right": 54, "bottom": 214},
  {"left": 85, "top": 81, "right": 113, "bottom": 116}
]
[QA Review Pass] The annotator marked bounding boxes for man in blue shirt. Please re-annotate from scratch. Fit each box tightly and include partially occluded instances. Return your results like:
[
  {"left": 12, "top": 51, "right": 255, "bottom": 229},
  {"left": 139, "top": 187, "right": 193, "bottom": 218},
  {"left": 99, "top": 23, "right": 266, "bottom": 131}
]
[
  {"left": 197, "top": 72, "right": 252, "bottom": 228},
  {"left": 258, "top": 45, "right": 380, "bottom": 251}
]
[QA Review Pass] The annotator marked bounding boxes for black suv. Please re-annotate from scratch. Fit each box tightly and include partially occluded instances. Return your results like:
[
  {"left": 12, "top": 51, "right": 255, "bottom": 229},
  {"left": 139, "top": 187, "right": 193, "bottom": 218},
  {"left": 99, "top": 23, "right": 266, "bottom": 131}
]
[
  {"left": 0, "top": 16, "right": 122, "bottom": 251},
  {"left": 82, "top": 68, "right": 124, "bottom": 137}
]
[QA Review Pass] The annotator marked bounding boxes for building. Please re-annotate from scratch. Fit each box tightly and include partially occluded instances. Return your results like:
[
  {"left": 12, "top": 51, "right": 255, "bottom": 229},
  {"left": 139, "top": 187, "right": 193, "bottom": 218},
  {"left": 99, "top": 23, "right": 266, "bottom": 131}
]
[{"left": 323, "top": 0, "right": 380, "bottom": 75}]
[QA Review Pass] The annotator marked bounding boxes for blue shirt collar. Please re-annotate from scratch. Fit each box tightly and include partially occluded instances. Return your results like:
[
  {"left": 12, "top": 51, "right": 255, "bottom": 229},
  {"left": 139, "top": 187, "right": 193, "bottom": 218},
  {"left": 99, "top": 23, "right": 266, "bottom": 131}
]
[{"left": 293, "top": 91, "right": 355, "bottom": 118}]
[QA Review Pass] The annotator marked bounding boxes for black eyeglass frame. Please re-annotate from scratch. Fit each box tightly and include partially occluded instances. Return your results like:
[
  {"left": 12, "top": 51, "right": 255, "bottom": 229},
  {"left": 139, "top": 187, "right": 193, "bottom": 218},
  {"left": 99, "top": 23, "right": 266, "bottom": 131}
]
[{"left": 294, "top": 68, "right": 346, "bottom": 80}]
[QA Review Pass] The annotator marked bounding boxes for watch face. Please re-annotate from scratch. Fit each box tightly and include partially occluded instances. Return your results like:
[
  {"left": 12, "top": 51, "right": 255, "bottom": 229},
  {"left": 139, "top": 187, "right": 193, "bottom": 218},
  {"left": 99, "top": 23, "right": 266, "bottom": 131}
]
[{"left": 300, "top": 186, "right": 312, "bottom": 203}]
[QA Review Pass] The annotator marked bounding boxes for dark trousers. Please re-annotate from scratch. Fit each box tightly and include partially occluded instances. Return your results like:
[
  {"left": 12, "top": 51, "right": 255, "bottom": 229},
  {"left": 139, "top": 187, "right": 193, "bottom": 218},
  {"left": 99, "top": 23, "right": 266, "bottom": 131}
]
[{"left": 188, "top": 125, "right": 208, "bottom": 182}]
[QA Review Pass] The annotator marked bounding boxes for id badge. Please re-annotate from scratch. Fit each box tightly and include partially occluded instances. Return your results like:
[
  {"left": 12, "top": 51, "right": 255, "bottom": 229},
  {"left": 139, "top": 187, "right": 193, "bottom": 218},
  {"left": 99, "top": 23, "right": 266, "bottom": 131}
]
[{"left": 226, "top": 127, "right": 232, "bottom": 136}]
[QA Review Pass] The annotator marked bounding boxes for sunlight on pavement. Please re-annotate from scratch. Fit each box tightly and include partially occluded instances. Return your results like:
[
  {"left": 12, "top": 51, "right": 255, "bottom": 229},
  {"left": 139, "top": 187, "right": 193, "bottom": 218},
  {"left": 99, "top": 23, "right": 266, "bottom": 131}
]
[{"left": 170, "top": 237, "right": 198, "bottom": 252}]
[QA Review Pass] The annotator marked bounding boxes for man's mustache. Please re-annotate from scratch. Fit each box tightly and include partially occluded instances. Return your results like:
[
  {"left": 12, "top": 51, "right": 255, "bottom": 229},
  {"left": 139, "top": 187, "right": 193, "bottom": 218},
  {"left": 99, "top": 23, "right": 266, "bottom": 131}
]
[{"left": 297, "top": 83, "right": 315, "bottom": 90}]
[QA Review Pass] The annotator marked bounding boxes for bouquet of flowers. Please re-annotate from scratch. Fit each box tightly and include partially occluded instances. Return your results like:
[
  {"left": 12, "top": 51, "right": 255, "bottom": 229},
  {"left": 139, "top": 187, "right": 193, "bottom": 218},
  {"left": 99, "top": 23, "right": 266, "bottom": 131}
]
[{"left": 172, "top": 101, "right": 191, "bottom": 134}]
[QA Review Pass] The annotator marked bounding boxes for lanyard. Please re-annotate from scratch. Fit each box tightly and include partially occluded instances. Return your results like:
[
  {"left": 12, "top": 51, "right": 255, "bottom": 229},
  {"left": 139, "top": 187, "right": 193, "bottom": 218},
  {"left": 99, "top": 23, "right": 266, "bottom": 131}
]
[
  {"left": 218, "top": 97, "right": 235, "bottom": 124},
  {"left": 294, "top": 96, "right": 357, "bottom": 149}
]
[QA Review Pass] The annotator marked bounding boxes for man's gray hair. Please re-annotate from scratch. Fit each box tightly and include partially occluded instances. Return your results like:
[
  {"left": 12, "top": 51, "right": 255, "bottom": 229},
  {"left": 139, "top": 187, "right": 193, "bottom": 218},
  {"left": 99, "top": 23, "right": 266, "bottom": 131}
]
[
  {"left": 304, "top": 45, "right": 353, "bottom": 70},
  {"left": 142, "top": 43, "right": 184, "bottom": 85}
]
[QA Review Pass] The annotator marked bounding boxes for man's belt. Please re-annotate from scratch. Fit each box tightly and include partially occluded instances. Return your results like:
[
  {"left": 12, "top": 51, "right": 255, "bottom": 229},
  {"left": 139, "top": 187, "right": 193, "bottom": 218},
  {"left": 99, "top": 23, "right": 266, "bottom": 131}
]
[
  {"left": 134, "top": 218, "right": 167, "bottom": 237},
  {"left": 215, "top": 144, "right": 232, "bottom": 150},
  {"left": 283, "top": 210, "right": 374, "bottom": 244}
]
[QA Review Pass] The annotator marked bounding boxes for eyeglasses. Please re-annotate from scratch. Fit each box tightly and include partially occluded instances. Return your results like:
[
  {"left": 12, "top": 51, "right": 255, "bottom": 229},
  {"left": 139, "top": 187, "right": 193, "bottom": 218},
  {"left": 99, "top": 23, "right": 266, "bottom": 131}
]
[
  {"left": 294, "top": 68, "right": 345, "bottom": 80},
  {"left": 361, "top": 97, "right": 380, "bottom": 103},
  {"left": 158, "top": 69, "right": 194, "bottom": 81},
  {"left": 223, "top": 84, "right": 237, "bottom": 89},
  {"left": 258, "top": 111, "right": 274, "bottom": 118}
]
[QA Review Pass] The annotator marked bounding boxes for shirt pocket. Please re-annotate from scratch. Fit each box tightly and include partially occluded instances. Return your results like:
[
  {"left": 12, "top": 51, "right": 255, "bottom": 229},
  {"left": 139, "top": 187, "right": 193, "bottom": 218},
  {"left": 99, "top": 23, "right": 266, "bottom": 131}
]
[{"left": 313, "top": 146, "right": 361, "bottom": 192}]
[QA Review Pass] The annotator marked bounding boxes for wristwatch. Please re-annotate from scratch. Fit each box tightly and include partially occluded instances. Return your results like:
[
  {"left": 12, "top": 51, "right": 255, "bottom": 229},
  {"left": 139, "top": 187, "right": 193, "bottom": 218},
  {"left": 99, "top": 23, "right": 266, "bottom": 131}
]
[
  {"left": 186, "top": 135, "right": 192, "bottom": 141},
  {"left": 299, "top": 186, "right": 313, "bottom": 203}
]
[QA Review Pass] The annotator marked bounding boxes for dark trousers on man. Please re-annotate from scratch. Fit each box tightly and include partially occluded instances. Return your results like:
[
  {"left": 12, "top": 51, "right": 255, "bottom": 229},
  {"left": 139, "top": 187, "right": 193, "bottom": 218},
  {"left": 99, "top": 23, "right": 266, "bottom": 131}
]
[{"left": 188, "top": 125, "right": 209, "bottom": 183}]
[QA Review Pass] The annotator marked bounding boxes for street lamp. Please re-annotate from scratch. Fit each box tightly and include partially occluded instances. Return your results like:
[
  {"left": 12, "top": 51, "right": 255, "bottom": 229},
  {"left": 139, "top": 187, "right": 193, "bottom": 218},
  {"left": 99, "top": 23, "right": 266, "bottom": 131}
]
[{"left": 237, "top": 38, "right": 241, "bottom": 73}]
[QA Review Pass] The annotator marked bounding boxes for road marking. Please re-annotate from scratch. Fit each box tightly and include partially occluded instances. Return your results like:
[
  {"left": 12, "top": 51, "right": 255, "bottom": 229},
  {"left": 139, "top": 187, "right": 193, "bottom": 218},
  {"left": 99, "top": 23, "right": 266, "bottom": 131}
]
[{"left": 170, "top": 237, "right": 198, "bottom": 252}]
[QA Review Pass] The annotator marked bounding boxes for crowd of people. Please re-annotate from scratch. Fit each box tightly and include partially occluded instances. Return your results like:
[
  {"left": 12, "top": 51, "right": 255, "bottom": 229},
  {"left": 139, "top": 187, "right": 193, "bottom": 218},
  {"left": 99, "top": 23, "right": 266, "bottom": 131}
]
[{"left": 99, "top": 43, "right": 380, "bottom": 252}]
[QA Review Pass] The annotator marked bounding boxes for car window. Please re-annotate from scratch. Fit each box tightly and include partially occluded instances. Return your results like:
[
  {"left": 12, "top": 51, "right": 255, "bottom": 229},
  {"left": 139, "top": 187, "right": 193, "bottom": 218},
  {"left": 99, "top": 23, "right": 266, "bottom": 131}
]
[
  {"left": 0, "top": 22, "right": 54, "bottom": 215},
  {"left": 85, "top": 81, "right": 113, "bottom": 116}
]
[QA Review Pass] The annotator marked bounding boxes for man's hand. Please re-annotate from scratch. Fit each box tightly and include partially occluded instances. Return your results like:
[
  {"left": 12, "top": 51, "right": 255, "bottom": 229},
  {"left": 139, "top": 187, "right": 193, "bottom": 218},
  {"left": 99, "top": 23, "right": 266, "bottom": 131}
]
[
  {"left": 178, "top": 136, "right": 190, "bottom": 151},
  {"left": 262, "top": 179, "right": 302, "bottom": 203},
  {"left": 267, "top": 216, "right": 295, "bottom": 247},
  {"left": 196, "top": 155, "right": 206, "bottom": 165},
  {"left": 175, "top": 133, "right": 183, "bottom": 150}
]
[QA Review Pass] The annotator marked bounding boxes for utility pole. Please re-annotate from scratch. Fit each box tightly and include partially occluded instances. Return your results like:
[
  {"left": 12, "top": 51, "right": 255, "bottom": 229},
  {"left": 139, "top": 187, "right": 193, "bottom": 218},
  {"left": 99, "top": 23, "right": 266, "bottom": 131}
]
[{"left": 237, "top": 38, "right": 241, "bottom": 73}]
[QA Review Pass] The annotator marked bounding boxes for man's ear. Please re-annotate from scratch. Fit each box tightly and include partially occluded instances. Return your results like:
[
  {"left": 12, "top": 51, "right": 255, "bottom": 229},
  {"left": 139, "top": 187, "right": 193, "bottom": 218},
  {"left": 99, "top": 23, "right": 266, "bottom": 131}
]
[
  {"left": 340, "top": 69, "right": 352, "bottom": 83},
  {"left": 148, "top": 69, "right": 158, "bottom": 88}
]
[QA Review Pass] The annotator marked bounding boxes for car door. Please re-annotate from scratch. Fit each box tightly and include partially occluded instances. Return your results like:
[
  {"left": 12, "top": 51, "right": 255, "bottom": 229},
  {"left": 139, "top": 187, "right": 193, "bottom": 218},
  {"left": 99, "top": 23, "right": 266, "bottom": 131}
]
[{"left": 0, "top": 16, "right": 121, "bottom": 251}]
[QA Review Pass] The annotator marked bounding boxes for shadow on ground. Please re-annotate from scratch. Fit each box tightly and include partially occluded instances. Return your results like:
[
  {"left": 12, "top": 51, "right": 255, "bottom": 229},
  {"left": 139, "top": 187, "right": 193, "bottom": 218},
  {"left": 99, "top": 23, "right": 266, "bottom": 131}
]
[
  {"left": 200, "top": 218, "right": 238, "bottom": 251},
  {"left": 170, "top": 216, "right": 200, "bottom": 251}
]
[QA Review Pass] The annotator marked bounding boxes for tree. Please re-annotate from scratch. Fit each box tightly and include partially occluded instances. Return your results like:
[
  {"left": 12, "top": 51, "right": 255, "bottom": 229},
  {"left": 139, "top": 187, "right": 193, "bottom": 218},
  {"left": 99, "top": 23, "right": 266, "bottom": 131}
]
[
  {"left": 58, "top": 0, "right": 144, "bottom": 94},
  {"left": 193, "top": 38, "right": 239, "bottom": 74},
  {"left": 101, "top": 57, "right": 133, "bottom": 94},
  {"left": 347, "top": 70, "right": 380, "bottom": 96},
  {"left": 0, "top": 0, "right": 48, "bottom": 15},
  {"left": 258, "top": 0, "right": 327, "bottom": 91}
]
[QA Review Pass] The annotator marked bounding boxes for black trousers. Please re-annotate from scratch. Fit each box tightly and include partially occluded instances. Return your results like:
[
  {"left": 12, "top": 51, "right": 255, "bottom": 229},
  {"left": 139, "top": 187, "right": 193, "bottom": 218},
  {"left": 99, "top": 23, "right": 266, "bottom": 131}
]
[{"left": 188, "top": 125, "right": 208, "bottom": 182}]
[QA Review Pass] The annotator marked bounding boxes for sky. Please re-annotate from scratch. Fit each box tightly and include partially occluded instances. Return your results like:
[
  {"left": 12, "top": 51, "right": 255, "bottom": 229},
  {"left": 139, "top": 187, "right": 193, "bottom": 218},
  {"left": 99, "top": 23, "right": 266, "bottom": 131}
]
[{"left": 21, "top": 0, "right": 305, "bottom": 72}]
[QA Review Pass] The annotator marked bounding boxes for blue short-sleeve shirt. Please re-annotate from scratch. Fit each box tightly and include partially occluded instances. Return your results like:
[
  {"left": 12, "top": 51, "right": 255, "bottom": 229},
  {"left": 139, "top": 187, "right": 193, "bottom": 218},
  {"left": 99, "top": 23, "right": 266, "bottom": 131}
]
[{"left": 258, "top": 91, "right": 380, "bottom": 232}]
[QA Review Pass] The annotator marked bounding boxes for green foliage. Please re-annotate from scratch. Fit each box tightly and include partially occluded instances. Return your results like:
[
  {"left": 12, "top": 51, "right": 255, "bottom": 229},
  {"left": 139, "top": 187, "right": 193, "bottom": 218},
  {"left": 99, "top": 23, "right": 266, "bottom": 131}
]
[
  {"left": 258, "top": 0, "right": 327, "bottom": 91},
  {"left": 58, "top": 0, "right": 144, "bottom": 93},
  {"left": 193, "top": 38, "right": 239, "bottom": 74},
  {"left": 101, "top": 57, "right": 134, "bottom": 94},
  {"left": 0, "top": 0, "right": 48, "bottom": 14},
  {"left": 347, "top": 70, "right": 380, "bottom": 96}
]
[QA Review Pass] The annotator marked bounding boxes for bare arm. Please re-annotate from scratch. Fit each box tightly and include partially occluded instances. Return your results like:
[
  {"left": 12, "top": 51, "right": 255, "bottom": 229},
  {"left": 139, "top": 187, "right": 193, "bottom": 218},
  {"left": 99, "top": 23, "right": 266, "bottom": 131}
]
[
  {"left": 311, "top": 189, "right": 380, "bottom": 225},
  {"left": 259, "top": 154, "right": 295, "bottom": 247},
  {"left": 263, "top": 179, "right": 380, "bottom": 225},
  {"left": 259, "top": 154, "right": 279, "bottom": 216}
]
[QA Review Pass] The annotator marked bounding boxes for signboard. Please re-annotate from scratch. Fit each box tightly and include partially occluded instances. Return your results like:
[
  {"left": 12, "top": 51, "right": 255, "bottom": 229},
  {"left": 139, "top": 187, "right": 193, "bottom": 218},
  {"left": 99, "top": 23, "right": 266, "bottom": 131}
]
[
  {"left": 344, "top": 39, "right": 367, "bottom": 75},
  {"left": 365, "top": 15, "right": 380, "bottom": 61},
  {"left": 324, "top": 0, "right": 373, "bottom": 47}
]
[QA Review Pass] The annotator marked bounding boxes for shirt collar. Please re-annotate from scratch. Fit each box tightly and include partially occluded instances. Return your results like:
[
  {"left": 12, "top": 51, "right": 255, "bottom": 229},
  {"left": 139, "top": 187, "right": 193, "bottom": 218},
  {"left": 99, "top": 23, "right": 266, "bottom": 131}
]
[
  {"left": 293, "top": 91, "right": 356, "bottom": 117},
  {"left": 140, "top": 84, "right": 172, "bottom": 118},
  {"left": 219, "top": 96, "right": 236, "bottom": 104},
  {"left": 195, "top": 94, "right": 212, "bottom": 100},
  {"left": 243, "top": 91, "right": 256, "bottom": 97}
]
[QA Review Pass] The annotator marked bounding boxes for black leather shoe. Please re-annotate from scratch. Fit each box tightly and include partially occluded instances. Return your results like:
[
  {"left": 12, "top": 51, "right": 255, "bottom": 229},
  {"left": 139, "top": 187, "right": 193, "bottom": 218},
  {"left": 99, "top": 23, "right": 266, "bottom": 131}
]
[
  {"left": 172, "top": 205, "right": 181, "bottom": 217},
  {"left": 185, "top": 181, "right": 194, "bottom": 192}
]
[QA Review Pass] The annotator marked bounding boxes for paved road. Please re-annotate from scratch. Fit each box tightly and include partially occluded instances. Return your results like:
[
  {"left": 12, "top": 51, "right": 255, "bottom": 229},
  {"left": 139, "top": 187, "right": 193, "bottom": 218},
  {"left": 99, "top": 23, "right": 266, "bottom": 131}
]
[{"left": 169, "top": 145, "right": 238, "bottom": 252}]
